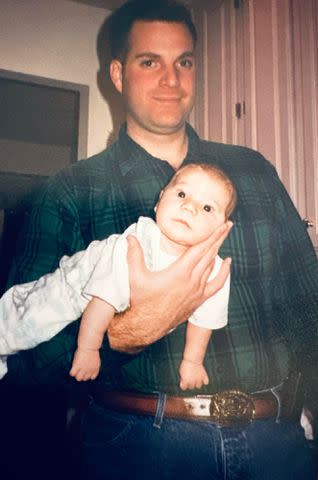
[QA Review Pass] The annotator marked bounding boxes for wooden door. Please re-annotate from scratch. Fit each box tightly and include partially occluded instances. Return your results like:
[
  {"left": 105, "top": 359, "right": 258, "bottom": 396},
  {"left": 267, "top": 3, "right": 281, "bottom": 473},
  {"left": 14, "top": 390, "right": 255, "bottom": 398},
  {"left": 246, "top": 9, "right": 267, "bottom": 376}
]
[{"left": 191, "top": 0, "right": 318, "bottom": 251}]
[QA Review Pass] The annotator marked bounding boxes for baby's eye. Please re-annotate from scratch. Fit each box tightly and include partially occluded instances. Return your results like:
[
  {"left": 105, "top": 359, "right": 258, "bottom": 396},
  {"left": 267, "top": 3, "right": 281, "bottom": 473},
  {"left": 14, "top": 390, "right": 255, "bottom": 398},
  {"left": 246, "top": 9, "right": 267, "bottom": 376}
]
[
  {"left": 178, "top": 191, "right": 186, "bottom": 198},
  {"left": 203, "top": 205, "right": 211, "bottom": 212}
]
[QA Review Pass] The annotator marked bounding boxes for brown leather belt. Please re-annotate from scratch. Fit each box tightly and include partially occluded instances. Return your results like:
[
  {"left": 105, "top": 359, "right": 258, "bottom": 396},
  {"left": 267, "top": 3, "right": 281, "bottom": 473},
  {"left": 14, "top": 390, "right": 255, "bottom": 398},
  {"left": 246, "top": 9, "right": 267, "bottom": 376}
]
[{"left": 94, "top": 389, "right": 279, "bottom": 426}]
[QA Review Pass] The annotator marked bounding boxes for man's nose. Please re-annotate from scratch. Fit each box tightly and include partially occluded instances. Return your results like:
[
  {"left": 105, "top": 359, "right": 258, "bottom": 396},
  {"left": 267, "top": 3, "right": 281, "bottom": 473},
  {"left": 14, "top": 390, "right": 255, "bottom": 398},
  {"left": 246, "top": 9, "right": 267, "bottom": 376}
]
[{"left": 160, "top": 65, "right": 180, "bottom": 87}]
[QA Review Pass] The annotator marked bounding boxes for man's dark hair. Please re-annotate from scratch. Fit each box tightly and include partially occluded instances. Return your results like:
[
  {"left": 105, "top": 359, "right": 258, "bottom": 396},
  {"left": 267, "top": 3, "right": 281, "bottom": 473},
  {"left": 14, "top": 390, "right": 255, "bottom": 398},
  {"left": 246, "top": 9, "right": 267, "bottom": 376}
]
[{"left": 108, "top": 0, "right": 197, "bottom": 62}]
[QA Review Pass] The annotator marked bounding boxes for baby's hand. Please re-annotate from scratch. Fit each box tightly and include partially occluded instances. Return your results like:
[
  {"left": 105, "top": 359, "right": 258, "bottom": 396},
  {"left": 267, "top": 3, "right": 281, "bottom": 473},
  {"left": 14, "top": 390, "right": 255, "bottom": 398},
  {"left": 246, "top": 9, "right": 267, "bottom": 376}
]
[
  {"left": 179, "top": 358, "right": 209, "bottom": 391},
  {"left": 69, "top": 348, "right": 101, "bottom": 381}
]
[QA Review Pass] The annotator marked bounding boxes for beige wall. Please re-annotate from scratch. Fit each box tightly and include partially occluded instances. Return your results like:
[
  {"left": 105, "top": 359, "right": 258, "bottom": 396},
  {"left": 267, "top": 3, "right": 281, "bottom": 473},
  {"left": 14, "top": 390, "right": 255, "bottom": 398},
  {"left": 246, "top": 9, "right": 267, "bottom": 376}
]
[{"left": 0, "top": 0, "right": 115, "bottom": 157}]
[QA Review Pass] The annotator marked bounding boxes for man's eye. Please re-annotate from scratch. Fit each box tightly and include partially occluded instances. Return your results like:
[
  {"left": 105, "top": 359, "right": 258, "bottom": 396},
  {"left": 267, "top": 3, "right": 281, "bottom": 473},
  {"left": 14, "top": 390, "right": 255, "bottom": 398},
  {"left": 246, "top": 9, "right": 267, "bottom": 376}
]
[
  {"left": 178, "top": 191, "right": 185, "bottom": 198},
  {"left": 203, "top": 205, "right": 211, "bottom": 212},
  {"left": 140, "top": 59, "right": 155, "bottom": 68},
  {"left": 179, "top": 58, "right": 193, "bottom": 69}
]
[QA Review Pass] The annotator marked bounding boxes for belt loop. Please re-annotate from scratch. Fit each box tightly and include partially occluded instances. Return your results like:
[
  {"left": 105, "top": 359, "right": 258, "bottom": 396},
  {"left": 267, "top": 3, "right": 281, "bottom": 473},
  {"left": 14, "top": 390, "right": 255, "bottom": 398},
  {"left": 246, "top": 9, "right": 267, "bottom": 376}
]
[
  {"left": 270, "top": 387, "right": 282, "bottom": 423},
  {"left": 153, "top": 392, "right": 167, "bottom": 429}
]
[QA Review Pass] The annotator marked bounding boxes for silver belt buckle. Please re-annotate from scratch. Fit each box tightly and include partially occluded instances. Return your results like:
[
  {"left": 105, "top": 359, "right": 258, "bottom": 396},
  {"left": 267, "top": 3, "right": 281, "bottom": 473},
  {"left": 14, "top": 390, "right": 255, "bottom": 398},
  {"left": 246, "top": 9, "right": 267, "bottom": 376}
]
[{"left": 208, "top": 390, "right": 255, "bottom": 426}]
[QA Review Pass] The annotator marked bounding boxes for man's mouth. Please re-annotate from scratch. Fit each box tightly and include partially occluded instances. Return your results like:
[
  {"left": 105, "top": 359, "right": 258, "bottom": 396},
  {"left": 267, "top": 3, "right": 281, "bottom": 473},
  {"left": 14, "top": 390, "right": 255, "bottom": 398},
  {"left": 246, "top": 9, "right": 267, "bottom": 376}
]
[{"left": 153, "top": 94, "right": 183, "bottom": 102}]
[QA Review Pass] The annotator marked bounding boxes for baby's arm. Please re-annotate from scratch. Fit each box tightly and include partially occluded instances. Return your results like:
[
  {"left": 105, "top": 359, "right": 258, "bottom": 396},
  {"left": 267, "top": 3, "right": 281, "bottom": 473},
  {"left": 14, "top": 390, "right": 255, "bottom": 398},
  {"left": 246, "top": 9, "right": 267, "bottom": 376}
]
[
  {"left": 69, "top": 296, "right": 115, "bottom": 381},
  {"left": 179, "top": 322, "right": 212, "bottom": 391}
]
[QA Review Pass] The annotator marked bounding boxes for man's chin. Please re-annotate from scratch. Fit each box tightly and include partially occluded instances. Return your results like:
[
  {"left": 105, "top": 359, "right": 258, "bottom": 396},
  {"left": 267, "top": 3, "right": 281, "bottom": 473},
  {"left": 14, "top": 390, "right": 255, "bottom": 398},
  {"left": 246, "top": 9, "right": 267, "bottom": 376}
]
[
  {"left": 146, "top": 106, "right": 191, "bottom": 129},
  {"left": 147, "top": 118, "right": 188, "bottom": 135}
]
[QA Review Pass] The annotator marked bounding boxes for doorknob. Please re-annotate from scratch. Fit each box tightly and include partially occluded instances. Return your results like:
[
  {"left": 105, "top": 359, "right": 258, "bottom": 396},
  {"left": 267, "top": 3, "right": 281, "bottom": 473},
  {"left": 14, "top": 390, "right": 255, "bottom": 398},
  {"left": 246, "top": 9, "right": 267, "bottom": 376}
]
[{"left": 303, "top": 218, "right": 315, "bottom": 228}]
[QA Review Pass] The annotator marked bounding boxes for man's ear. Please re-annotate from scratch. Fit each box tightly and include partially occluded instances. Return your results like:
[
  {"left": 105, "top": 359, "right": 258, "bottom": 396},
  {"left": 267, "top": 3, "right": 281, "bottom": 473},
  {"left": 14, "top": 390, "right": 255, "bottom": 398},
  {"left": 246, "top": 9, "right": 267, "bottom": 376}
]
[{"left": 110, "top": 60, "right": 123, "bottom": 93}]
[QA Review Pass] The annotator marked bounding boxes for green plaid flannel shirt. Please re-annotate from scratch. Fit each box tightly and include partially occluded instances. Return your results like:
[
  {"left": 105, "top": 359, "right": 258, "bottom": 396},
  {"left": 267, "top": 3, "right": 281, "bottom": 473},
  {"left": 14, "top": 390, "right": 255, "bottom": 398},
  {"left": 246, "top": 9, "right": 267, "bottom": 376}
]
[{"left": 6, "top": 124, "right": 318, "bottom": 406}]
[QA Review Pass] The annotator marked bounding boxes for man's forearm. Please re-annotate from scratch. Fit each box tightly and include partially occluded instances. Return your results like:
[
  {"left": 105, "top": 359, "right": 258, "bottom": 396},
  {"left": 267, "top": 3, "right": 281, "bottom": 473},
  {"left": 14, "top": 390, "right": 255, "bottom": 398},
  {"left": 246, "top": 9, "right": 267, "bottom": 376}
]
[{"left": 107, "top": 307, "right": 184, "bottom": 353}]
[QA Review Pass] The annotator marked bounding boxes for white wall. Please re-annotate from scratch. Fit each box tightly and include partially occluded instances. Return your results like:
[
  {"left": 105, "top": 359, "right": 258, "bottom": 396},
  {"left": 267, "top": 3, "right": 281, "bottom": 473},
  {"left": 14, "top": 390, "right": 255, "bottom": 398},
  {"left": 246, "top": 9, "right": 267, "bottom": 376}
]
[{"left": 0, "top": 0, "right": 115, "bottom": 157}]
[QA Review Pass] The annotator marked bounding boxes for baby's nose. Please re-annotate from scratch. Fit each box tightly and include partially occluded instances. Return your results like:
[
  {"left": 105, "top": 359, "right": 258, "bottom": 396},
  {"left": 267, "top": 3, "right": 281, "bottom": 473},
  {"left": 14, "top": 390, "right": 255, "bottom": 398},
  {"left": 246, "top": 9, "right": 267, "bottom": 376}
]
[{"left": 182, "top": 200, "right": 196, "bottom": 214}]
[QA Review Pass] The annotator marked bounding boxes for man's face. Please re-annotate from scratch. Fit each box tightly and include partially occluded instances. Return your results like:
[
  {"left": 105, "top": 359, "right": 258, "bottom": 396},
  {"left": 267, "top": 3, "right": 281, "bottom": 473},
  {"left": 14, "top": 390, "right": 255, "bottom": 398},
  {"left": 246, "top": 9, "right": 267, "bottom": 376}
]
[
  {"left": 155, "top": 168, "right": 230, "bottom": 255},
  {"left": 111, "top": 20, "right": 195, "bottom": 137}
]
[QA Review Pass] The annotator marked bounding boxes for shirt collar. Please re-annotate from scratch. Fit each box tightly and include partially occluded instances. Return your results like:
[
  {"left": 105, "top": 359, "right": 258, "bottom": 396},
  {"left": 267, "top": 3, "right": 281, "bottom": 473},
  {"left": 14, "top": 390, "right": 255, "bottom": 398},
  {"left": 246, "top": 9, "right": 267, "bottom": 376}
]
[{"left": 117, "top": 123, "right": 202, "bottom": 177}]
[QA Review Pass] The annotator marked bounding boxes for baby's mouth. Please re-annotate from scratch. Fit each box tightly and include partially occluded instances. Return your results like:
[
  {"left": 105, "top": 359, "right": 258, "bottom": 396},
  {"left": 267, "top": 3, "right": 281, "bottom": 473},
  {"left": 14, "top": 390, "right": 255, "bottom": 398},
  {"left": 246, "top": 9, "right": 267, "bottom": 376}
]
[{"left": 173, "top": 218, "right": 190, "bottom": 228}]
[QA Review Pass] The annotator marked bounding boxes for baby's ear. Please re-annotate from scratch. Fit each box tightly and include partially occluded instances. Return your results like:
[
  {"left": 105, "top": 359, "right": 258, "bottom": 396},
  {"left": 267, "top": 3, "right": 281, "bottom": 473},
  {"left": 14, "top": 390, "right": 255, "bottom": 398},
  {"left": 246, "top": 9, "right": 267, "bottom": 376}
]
[{"left": 154, "top": 190, "right": 164, "bottom": 212}]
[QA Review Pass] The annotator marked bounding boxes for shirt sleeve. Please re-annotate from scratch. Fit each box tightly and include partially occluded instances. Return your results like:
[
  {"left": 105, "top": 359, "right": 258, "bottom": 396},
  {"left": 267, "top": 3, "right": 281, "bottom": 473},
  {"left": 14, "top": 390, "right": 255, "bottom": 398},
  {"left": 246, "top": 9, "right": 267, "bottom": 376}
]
[
  {"left": 269, "top": 163, "right": 318, "bottom": 416},
  {"left": 2, "top": 173, "right": 95, "bottom": 347},
  {"left": 6, "top": 172, "right": 86, "bottom": 287},
  {"left": 5, "top": 172, "right": 91, "bottom": 386},
  {"left": 189, "top": 255, "right": 230, "bottom": 329},
  {"left": 82, "top": 233, "right": 130, "bottom": 313}
]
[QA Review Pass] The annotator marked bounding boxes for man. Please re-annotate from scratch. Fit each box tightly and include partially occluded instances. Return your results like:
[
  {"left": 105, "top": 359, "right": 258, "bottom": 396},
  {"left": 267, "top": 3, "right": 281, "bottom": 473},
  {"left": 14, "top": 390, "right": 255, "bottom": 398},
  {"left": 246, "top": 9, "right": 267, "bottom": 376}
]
[{"left": 5, "top": 1, "right": 318, "bottom": 479}]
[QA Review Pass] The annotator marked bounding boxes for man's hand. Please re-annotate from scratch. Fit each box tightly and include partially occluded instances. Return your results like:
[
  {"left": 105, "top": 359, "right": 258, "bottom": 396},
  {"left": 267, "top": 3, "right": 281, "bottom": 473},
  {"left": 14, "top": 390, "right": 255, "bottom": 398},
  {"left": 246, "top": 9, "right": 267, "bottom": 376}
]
[{"left": 107, "top": 221, "right": 232, "bottom": 352}]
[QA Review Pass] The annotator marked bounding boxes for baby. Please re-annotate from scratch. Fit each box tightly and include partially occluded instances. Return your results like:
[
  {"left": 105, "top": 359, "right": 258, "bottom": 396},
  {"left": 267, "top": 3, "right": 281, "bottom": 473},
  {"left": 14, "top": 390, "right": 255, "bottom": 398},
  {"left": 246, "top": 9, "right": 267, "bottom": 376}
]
[{"left": 0, "top": 163, "right": 236, "bottom": 390}]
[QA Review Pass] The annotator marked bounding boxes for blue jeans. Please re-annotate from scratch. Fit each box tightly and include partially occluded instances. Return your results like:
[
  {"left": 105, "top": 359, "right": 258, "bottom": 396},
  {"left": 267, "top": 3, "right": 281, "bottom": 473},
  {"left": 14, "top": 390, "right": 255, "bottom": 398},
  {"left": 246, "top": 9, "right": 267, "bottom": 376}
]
[{"left": 80, "top": 400, "right": 317, "bottom": 480}]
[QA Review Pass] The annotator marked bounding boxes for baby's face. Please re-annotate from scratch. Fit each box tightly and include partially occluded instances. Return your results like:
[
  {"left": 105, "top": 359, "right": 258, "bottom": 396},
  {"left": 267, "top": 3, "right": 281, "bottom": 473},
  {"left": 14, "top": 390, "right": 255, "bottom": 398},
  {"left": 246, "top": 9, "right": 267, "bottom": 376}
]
[{"left": 156, "top": 168, "right": 230, "bottom": 253}]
